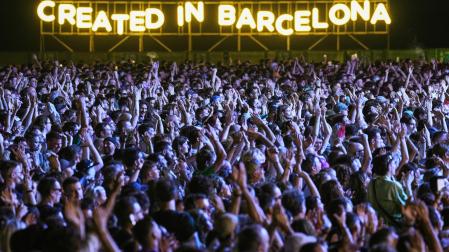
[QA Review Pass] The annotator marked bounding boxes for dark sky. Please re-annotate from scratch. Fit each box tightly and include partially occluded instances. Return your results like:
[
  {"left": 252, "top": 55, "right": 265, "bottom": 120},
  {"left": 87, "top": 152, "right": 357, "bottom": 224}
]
[{"left": 0, "top": 0, "right": 448, "bottom": 51}]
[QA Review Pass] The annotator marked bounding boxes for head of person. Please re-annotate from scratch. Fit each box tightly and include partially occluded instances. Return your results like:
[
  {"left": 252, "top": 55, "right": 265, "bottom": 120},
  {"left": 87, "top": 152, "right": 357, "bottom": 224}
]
[
  {"left": 25, "top": 129, "right": 44, "bottom": 152},
  {"left": 154, "top": 141, "right": 176, "bottom": 163},
  {"left": 133, "top": 216, "right": 162, "bottom": 251},
  {"left": 33, "top": 115, "right": 52, "bottom": 135},
  {"left": 281, "top": 189, "right": 306, "bottom": 219},
  {"left": 369, "top": 227, "right": 398, "bottom": 249},
  {"left": 196, "top": 147, "right": 217, "bottom": 172},
  {"left": 103, "top": 137, "right": 118, "bottom": 156},
  {"left": 62, "top": 176, "right": 83, "bottom": 203},
  {"left": 302, "top": 154, "right": 322, "bottom": 176},
  {"left": 86, "top": 186, "right": 107, "bottom": 207},
  {"left": 114, "top": 196, "right": 144, "bottom": 227},
  {"left": 37, "top": 177, "right": 62, "bottom": 205},
  {"left": 0, "top": 160, "right": 23, "bottom": 186},
  {"left": 140, "top": 161, "right": 160, "bottom": 182},
  {"left": 236, "top": 224, "right": 270, "bottom": 252},
  {"left": 173, "top": 136, "right": 190, "bottom": 156},
  {"left": 155, "top": 178, "right": 177, "bottom": 203},
  {"left": 366, "top": 127, "right": 385, "bottom": 149},
  {"left": 95, "top": 123, "right": 113, "bottom": 138},
  {"left": 122, "top": 148, "right": 145, "bottom": 171},
  {"left": 242, "top": 148, "right": 266, "bottom": 183},
  {"left": 320, "top": 179, "right": 344, "bottom": 207},
  {"left": 372, "top": 153, "right": 395, "bottom": 177},
  {"left": 46, "top": 131, "right": 63, "bottom": 153}
]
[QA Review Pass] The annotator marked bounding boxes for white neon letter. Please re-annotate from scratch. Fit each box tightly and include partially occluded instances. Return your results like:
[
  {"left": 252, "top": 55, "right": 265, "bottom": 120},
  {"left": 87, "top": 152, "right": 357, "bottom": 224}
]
[
  {"left": 185, "top": 1, "right": 204, "bottom": 23},
  {"left": 329, "top": 3, "right": 351, "bottom": 26},
  {"left": 76, "top": 7, "right": 93, "bottom": 29},
  {"left": 177, "top": 5, "right": 184, "bottom": 26},
  {"left": 294, "top": 11, "right": 311, "bottom": 32},
  {"left": 111, "top": 14, "right": 130, "bottom": 35},
  {"left": 257, "top": 11, "right": 275, "bottom": 32},
  {"left": 370, "top": 3, "right": 391, "bottom": 24},
  {"left": 129, "top": 11, "right": 146, "bottom": 32},
  {"left": 37, "top": 0, "right": 55, "bottom": 22},
  {"left": 351, "top": 0, "right": 370, "bottom": 21},
  {"left": 236, "top": 8, "right": 256, "bottom": 29},
  {"left": 218, "top": 5, "right": 236, "bottom": 26},
  {"left": 92, "top": 11, "right": 112, "bottom": 32},
  {"left": 58, "top": 4, "right": 76, "bottom": 25},
  {"left": 312, "top": 8, "right": 329, "bottom": 29},
  {"left": 275, "top": 14, "right": 293, "bottom": 36},
  {"left": 145, "top": 8, "right": 165, "bottom": 29}
]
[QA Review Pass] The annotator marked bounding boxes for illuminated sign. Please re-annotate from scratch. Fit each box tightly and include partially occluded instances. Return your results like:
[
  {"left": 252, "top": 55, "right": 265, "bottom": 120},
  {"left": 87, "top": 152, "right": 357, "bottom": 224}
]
[{"left": 37, "top": 1, "right": 391, "bottom": 36}]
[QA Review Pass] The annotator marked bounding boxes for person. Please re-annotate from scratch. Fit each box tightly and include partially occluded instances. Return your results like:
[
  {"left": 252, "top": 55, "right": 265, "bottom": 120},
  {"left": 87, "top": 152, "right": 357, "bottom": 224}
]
[
  {"left": 368, "top": 154, "right": 408, "bottom": 227},
  {"left": 0, "top": 55, "right": 448, "bottom": 252}
]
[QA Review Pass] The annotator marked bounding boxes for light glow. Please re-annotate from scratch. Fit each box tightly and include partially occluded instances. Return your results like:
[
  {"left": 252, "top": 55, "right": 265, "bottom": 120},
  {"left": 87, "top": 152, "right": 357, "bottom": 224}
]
[
  {"left": 294, "top": 11, "right": 311, "bottom": 32},
  {"left": 218, "top": 5, "right": 236, "bottom": 26},
  {"left": 351, "top": 0, "right": 370, "bottom": 21},
  {"left": 111, "top": 14, "right": 130, "bottom": 35},
  {"left": 370, "top": 3, "right": 391, "bottom": 24},
  {"left": 275, "top": 14, "right": 293, "bottom": 36},
  {"left": 58, "top": 4, "right": 76, "bottom": 25},
  {"left": 92, "top": 10, "right": 112, "bottom": 32},
  {"left": 37, "top": 0, "right": 392, "bottom": 36},
  {"left": 76, "top": 7, "right": 93, "bottom": 29},
  {"left": 37, "top": 0, "right": 55, "bottom": 22},
  {"left": 145, "top": 8, "right": 165, "bottom": 29},
  {"left": 185, "top": 1, "right": 204, "bottom": 23},
  {"left": 256, "top": 11, "right": 275, "bottom": 32},
  {"left": 236, "top": 8, "right": 257, "bottom": 29},
  {"left": 329, "top": 3, "right": 351, "bottom": 26}
]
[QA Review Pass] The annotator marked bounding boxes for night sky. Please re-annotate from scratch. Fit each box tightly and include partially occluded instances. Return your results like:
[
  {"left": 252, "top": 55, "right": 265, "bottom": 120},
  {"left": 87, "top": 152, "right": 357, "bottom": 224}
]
[{"left": 0, "top": 0, "right": 448, "bottom": 51}]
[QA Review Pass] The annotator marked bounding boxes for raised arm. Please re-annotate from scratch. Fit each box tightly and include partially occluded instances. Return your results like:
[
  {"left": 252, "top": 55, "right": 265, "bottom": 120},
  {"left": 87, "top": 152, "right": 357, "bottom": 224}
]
[{"left": 206, "top": 125, "right": 227, "bottom": 173}]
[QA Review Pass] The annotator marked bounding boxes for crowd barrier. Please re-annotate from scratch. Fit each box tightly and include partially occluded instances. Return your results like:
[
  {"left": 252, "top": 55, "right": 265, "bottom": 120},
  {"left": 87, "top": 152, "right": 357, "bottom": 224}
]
[{"left": 0, "top": 49, "right": 448, "bottom": 65}]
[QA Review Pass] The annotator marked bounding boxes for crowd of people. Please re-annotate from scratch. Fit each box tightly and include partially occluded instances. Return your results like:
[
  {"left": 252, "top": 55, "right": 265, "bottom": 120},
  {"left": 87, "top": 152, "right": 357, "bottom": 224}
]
[{"left": 0, "top": 54, "right": 449, "bottom": 252}]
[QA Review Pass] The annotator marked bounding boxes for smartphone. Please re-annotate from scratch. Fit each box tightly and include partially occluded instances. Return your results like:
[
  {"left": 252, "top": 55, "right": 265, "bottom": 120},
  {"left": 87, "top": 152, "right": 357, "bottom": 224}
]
[
  {"left": 437, "top": 178, "right": 446, "bottom": 192},
  {"left": 431, "top": 176, "right": 447, "bottom": 193}
]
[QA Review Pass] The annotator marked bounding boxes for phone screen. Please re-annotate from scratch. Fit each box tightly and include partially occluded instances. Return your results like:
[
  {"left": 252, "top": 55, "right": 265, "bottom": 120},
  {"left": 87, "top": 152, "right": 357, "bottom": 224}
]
[{"left": 437, "top": 178, "right": 446, "bottom": 192}]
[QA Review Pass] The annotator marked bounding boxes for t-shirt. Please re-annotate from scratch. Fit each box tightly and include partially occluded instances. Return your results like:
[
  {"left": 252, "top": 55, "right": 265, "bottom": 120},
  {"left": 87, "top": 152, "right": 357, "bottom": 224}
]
[{"left": 367, "top": 175, "right": 408, "bottom": 226}]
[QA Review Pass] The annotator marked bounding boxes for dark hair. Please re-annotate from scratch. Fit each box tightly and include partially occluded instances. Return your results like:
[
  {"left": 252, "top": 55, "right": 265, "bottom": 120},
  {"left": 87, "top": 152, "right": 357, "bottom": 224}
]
[
  {"left": 372, "top": 154, "right": 393, "bottom": 176},
  {"left": 46, "top": 131, "right": 62, "bottom": 142},
  {"left": 37, "top": 177, "right": 58, "bottom": 198},
  {"left": 348, "top": 171, "right": 368, "bottom": 205},
  {"left": 58, "top": 145, "right": 81, "bottom": 162},
  {"left": 173, "top": 136, "right": 189, "bottom": 154},
  {"left": 121, "top": 148, "right": 143, "bottom": 167},
  {"left": 236, "top": 224, "right": 266, "bottom": 252},
  {"left": 184, "top": 193, "right": 208, "bottom": 211},
  {"left": 62, "top": 176, "right": 80, "bottom": 194},
  {"left": 154, "top": 141, "right": 171, "bottom": 154},
  {"left": 188, "top": 176, "right": 214, "bottom": 196},
  {"left": 281, "top": 189, "right": 305, "bottom": 217},
  {"left": 155, "top": 178, "right": 177, "bottom": 202},
  {"left": 114, "top": 196, "right": 139, "bottom": 225},
  {"left": 291, "top": 219, "right": 317, "bottom": 236},
  {"left": 302, "top": 153, "right": 317, "bottom": 174},
  {"left": 0, "top": 160, "right": 20, "bottom": 180},
  {"left": 196, "top": 147, "right": 216, "bottom": 171},
  {"left": 133, "top": 216, "right": 158, "bottom": 246},
  {"left": 320, "top": 180, "right": 344, "bottom": 206},
  {"left": 137, "top": 123, "right": 152, "bottom": 136}
]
